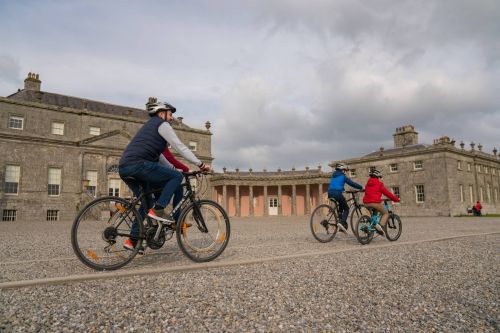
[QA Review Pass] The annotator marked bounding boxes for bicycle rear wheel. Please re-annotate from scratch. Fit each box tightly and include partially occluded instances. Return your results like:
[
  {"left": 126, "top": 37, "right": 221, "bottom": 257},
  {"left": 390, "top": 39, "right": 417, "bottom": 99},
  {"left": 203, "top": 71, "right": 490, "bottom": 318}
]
[
  {"left": 354, "top": 215, "right": 374, "bottom": 245},
  {"left": 310, "top": 204, "right": 338, "bottom": 243},
  {"left": 384, "top": 214, "right": 402, "bottom": 241},
  {"left": 350, "top": 205, "right": 371, "bottom": 235},
  {"left": 176, "top": 200, "right": 230, "bottom": 262},
  {"left": 71, "top": 196, "right": 144, "bottom": 271}
]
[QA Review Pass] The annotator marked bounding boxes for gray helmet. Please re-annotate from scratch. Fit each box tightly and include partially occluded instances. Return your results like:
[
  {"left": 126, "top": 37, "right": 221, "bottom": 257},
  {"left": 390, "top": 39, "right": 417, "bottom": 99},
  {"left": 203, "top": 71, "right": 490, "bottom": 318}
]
[
  {"left": 146, "top": 102, "right": 176, "bottom": 116},
  {"left": 369, "top": 168, "right": 382, "bottom": 178},
  {"left": 335, "top": 162, "right": 349, "bottom": 171}
]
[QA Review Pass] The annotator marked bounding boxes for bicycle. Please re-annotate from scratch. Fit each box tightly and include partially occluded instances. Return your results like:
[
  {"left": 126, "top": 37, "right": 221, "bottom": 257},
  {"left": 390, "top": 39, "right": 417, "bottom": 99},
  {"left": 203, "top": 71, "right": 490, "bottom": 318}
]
[
  {"left": 310, "top": 190, "right": 367, "bottom": 242},
  {"left": 71, "top": 171, "right": 230, "bottom": 270},
  {"left": 353, "top": 199, "right": 402, "bottom": 245}
]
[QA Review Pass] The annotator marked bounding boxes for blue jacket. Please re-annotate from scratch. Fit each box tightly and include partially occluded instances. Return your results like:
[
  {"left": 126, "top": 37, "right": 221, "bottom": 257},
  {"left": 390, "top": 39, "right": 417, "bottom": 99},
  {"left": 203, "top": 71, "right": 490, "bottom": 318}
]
[{"left": 328, "top": 170, "right": 362, "bottom": 195}]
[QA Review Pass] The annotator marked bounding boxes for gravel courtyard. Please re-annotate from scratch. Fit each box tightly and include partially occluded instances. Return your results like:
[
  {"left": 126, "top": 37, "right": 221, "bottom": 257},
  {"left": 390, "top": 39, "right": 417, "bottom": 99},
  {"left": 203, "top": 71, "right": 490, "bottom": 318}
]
[{"left": 1, "top": 216, "right": 499, "bottom": 332}]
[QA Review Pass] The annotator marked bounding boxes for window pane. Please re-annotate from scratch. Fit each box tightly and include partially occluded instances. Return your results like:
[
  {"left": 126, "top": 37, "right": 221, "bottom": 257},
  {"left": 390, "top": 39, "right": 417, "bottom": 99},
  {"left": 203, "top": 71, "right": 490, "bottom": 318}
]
[
  {"left": 189, "top": 141, "right": 197, "bottom": 151},
  {"left": 415, "top": 185, "right": 425, "bottom": 202},
  {"left": 47, "top": 210, "right": 59, "bottom": 221},
  {"left": 51, "top": 122, "right": 64, "bottom": 135},
  {"left": 4, "top": 182, "right": 18, "bottom": 194},
  {"left": 9, "top": 116, "right": 24, "bottom": 129},
  {"left": 5, "top": 165, "right": 20, "bottom": 182},
  {"left": 2, "top": 210, "right": 17, "bottom": 221},
  {"left": 48, "top": 184, "right": 60, "bottom": 196},
  {"left": 48, "top": 168, "right": 61, "bottom": 184},
  {"left": 89, "top": 126, "right": 101, "bottom": 136}
]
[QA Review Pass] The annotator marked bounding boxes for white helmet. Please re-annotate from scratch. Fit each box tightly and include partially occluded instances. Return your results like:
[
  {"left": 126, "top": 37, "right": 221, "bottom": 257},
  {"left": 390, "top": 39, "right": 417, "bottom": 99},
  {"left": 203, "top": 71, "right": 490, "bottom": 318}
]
[
  {"left": 146, "top": 102, "right": 176, "bottom": 116},
  {"left": 335, "top": 162, "right": 349, "bottom": 171},
  {"left": 369, "top": 168, "right": 382, "bottom": 178}
]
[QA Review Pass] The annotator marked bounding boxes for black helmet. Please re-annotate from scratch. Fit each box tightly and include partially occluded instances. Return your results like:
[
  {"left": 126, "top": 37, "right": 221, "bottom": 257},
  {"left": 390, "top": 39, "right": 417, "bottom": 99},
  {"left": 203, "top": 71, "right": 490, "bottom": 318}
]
[{"left": 369, "top": 168, "right": 382, "bottom": 178}]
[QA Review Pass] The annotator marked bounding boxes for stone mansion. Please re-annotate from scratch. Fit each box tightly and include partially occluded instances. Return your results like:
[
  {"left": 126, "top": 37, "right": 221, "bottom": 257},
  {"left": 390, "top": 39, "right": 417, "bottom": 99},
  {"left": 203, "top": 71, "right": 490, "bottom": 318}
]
[{"left": 1, "top": 74, "right": 499, "bottom": 222}]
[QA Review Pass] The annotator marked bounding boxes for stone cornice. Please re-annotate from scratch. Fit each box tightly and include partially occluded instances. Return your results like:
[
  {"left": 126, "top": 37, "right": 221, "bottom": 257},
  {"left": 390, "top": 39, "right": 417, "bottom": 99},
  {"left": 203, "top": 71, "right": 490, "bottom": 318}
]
[
  {"left": 337, "top": 145, "right": 499, "bottom": 165},
  {"left": 0, "top": 97, "right": 211, "bottom": 135}
]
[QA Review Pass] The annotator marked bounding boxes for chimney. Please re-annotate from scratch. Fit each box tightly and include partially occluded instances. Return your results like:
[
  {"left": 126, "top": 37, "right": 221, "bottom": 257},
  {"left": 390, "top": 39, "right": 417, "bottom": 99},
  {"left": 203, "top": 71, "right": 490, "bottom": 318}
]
[
  {"left": 393, "top": 125, "right": 418, "bottom": 148},
  {"left": 24, "top": 72, "right": 41, "bottom": 91}
]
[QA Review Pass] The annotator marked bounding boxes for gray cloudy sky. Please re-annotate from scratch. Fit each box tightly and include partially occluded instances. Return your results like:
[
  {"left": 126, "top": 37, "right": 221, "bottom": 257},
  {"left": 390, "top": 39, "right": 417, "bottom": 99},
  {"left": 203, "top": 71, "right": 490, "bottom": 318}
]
[{"left": 1, "top": 0, "right": 499, "bottom": 171}]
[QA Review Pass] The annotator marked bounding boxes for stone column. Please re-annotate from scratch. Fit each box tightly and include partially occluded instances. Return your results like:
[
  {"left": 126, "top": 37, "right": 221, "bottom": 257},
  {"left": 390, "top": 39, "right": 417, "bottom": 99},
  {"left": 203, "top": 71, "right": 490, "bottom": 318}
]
[
  {"left": 235, "top": 185, "right": 240, "bottom": 217},
  {"left": 305, "top": 184, "right": 310, "bottom": 214},
  {"left": 249, "top": 186, "right": 254, "bottom": 216},
  {"left": 292, "top": 184, "right": 297, "bottom": 216},
  {"left": 318, "top": 183, "right": 323, "bottom": 205},
  {"left": 222, "top": 185, "right": 227, "bottom": 211},
  {"left": 278, "top": 185, "right": 282, "bottom": 216},
  {"left": 264, "top": 185, "right": 268, "bottom": 216}
]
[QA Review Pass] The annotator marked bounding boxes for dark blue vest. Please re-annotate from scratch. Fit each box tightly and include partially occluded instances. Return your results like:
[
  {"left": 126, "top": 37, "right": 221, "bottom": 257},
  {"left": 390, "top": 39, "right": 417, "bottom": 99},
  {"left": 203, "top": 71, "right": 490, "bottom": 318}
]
[{"left": 119, "top": 117, "right": 167, "bottom": 166}]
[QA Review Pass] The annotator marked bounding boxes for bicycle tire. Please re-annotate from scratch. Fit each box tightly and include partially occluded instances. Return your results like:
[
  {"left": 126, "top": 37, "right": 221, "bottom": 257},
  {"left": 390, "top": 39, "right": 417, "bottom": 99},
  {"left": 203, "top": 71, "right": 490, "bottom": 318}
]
[
  {"left": 71, "top": 196, "right": 144, "bottom": 271},
  {"left": 384, "top": 214, "right": 402, "bottom": 241},
  {"left": 176, "top": 200, "right": 230, "bottom": 262},
  {"left": 349, "top": 205, "right": 371, "bottom": 236},
  {"left": 310, "top": 204, "right": 338, "bottom": 243},
  {"left": 353, "top": 215, "right": 374, "bottom": 245}
]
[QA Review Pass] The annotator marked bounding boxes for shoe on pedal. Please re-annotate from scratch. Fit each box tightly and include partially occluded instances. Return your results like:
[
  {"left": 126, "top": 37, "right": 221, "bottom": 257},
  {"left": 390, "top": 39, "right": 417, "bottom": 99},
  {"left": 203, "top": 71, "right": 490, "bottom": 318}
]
[
  {"left": 123, "top": 238, "right": 145, "bottom": 254},
  {"left": 375, "top": 224, "right": 385, "bottom": 236},
  {"left": 338, "top": 220, "right": 348, "bottom": 233},
  {"left": 148, "top": 208, "right": 174, "bottom": 224}
]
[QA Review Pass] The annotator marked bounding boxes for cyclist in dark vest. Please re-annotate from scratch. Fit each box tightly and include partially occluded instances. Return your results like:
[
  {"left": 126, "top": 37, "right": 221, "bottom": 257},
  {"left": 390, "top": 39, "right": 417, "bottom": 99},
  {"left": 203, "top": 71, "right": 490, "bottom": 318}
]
[{"left": 119, "top": 101, "right": 210, "bottom": 250}]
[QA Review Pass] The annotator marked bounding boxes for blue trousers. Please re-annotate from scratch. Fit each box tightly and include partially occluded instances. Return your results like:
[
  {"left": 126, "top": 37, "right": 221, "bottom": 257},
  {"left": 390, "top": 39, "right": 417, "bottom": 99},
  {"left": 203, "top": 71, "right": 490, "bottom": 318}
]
[{"left": 119, "top": 161, "right": 183, "bottom": 238}]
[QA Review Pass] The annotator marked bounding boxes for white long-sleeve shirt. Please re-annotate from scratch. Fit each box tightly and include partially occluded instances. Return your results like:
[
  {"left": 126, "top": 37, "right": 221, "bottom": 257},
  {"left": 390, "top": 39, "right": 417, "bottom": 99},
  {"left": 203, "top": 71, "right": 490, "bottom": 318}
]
[{"left": 158, "top": 122, "right": 202, "bottom": 166}]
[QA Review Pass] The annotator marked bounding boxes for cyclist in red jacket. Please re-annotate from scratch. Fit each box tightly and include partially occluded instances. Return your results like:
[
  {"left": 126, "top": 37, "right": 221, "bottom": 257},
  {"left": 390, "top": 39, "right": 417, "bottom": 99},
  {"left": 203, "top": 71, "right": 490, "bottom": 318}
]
[{"left": 363, "top": 168, "right": 400, "bottom": 236}]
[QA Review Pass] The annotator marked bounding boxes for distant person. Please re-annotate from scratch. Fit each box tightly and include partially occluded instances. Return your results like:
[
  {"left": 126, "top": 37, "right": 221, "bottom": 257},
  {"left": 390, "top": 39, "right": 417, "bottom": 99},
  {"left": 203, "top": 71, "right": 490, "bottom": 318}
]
[
  {"left": 472, "top": 201, "right": 482, "bottom": 216},
  {"left": 362, "top": 168, "right": 400, "bottom": 237},
  {"left": 327, "top": 163, "right": 363, "bottom": 232}
]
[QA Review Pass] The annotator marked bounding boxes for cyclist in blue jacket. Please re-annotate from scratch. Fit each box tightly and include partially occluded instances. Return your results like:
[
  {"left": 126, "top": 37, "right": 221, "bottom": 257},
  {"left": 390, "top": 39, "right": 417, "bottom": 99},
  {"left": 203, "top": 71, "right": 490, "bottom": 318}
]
[{"left": 327, "top": 162, "right": 363, "bottom": 232}]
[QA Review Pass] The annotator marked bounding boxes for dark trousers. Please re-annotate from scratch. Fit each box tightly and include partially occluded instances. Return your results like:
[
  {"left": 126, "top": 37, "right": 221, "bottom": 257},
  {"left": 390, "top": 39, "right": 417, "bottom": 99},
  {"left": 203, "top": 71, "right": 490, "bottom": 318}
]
[{"left": 328, "top": 190, "right": 349, "bottom": 223}]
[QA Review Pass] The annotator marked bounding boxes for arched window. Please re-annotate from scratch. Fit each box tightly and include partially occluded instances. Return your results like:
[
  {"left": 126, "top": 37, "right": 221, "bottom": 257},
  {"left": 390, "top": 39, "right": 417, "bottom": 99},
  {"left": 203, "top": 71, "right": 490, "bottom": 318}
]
[{"left": 107, "top": 164, "right": 119, "bottom": 173}]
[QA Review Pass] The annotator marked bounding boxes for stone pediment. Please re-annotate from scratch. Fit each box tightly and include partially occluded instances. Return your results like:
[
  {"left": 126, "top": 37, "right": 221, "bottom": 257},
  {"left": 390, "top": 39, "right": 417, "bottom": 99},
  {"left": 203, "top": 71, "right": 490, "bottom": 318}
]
[{"left": 79, "top": 130, "right": 131, "bottom": 149}]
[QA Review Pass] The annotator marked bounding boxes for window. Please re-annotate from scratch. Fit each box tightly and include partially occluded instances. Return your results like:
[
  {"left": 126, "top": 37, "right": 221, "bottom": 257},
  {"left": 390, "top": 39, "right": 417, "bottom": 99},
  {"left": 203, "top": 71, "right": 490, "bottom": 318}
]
[
  {"left": 469, "top": 185, "right": 474, "bottom": 203},
  {"left": 368, "top": 166, "right": 377, "bottom": 174},
  {"left": 495, "top": 188, "right": 499, "bottom": 203},
  {"left": 415, "top": 185, "right": 425, "bottom": 203},
  {"left": 390, "top": 164, "right": 399, "bottom": 172},
  {"left": 269, "top": 198, "right": 278, "bottom": 207},
  {"left": 459, "top": 185, "right": 464, "bottom": 202},
  {"left": 89, "top": 126, "right": 101, "bottom": 136},
  {"left": 48, "top": 168, "right": 61, "bottom": 196},
  {"left": 457, "top": 161, "right": 462, "bottom": 170},
  {"left": 480, "top": 187, "right": 484, "bottom": 202},
  {"left": 349, "top": 169, "right": 357, "bottom": 177},
  {"left": 476, "top": 165, "right": 481, "bottom": 173},
  {"left": 108, "top": 179, "right": 121, "bottom": 197},
  {"left": 484, "top": 166, "right": 489, "bottom": 174},
  {"left": 487, "top": 184, "right": 491, "bottom": 202},
  {"left": 467, "top": 163, "right": 471, "bottom": 172},
  {"left": 51, "top": 122, "right": 64, "bottom": 135},
  {"left": 5, "top": 165, "right": 21, "bottom": 194},
  {"left": 492, "top": 168, "right": 496, "bottom": 175},
  {"left": 392, "top": 186, "right": 400, "bottom": 199},
  {"left": 9, "top": 116, "right": 24, "bottom": 130},
  {"left": 46, "top": 210, "right": 59, "bottom": 221},
  {"left": 86, "top": 171, "right": 98, "bottom": 197},
  {"left": 2, "top": 210, "right": 17, "bottom": 221},
  {"left": 188, "top": 141, "right": 197, "bottom": 152},
  {"left": 413, "top": 161, "right": 423, "bottom": 170}
]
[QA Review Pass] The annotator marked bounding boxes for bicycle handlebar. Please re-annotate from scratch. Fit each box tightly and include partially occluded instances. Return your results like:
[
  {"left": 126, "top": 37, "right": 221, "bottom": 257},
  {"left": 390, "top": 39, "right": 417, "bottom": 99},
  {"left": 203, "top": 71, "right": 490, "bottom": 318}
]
[
  {"left": 182, "top": 170, "right": 212, "bottom": 177},
  {"left": 345, "top": 189, "right": 365, "bottom": 194}
]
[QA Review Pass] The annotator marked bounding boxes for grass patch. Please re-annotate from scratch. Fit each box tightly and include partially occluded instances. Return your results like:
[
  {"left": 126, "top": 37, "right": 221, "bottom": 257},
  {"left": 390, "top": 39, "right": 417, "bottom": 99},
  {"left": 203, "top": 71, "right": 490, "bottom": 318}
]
[{"left": 455, "top": 214, "right": 500, "bottom": 218}]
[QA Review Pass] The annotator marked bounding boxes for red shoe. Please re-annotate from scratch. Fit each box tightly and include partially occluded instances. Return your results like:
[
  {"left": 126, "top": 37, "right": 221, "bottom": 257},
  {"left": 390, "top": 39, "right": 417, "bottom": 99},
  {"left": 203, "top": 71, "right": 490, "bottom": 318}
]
[{"left": 123, "top": 238, "right": 145, "bottom": 254}]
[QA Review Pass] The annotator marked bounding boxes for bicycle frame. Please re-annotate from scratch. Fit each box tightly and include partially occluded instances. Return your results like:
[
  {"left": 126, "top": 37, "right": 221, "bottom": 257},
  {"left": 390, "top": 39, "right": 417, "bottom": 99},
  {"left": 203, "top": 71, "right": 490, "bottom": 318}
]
[{"left": 367, "top": 200, "right": 391, "bottom": 232}]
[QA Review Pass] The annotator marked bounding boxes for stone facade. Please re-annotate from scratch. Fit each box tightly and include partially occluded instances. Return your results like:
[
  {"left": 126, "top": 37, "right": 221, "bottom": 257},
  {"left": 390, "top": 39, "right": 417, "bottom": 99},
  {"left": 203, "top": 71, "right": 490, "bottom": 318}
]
[{"left": 0, "top": 73, "right": 212, "bottom": 222}]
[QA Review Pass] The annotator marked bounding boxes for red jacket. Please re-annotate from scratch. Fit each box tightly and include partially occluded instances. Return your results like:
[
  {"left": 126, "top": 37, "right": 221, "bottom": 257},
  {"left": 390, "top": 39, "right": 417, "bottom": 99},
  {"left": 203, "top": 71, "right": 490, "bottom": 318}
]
[
  {"left": 162, "top": 148, "right": 189, "bottom": 172},
  {"left": 475, "top": 202, "right": 482, "bottom": 210},
  {"left": 363, "top": 177, "right": 400, "bottom": 204}
]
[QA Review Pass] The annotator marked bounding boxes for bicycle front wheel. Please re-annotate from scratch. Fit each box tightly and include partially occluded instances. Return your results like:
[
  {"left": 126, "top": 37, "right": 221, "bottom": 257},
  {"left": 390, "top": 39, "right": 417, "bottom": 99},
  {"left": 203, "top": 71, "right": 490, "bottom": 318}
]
[
  {"left": 71, "top": 196, "right": 144, "bottom": 271},
  {"left": 176, "top": 200, "right": 230, "bottom": 262},
  {"left": 310, "top": 204, "right": 338, "bottom": 243},
  {"left": 354, "top": 215, "right": 374, "bottom": 245},
  {"left": 385, "top": 214, "right": 402, "bottom": 241}
]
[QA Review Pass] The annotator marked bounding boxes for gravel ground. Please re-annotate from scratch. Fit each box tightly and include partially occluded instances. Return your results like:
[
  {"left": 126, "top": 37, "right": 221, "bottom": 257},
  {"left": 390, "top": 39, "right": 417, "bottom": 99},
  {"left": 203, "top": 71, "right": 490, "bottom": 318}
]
[
  {"left": 1, "top": 233, "right": 498, "bottom": 332},
  {"left": 0, "top": 216, "right": 498, "bottom": 282}
]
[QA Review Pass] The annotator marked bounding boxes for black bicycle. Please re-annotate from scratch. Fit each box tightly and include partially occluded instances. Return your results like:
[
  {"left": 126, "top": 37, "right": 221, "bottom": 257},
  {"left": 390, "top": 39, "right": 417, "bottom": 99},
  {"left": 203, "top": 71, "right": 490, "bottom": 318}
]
[
  {"left": 71, "top": 171, "right": 230, "bottom": 270},
  {"left": 310, "top": 190, "right": 368, "bottom": 242}
]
